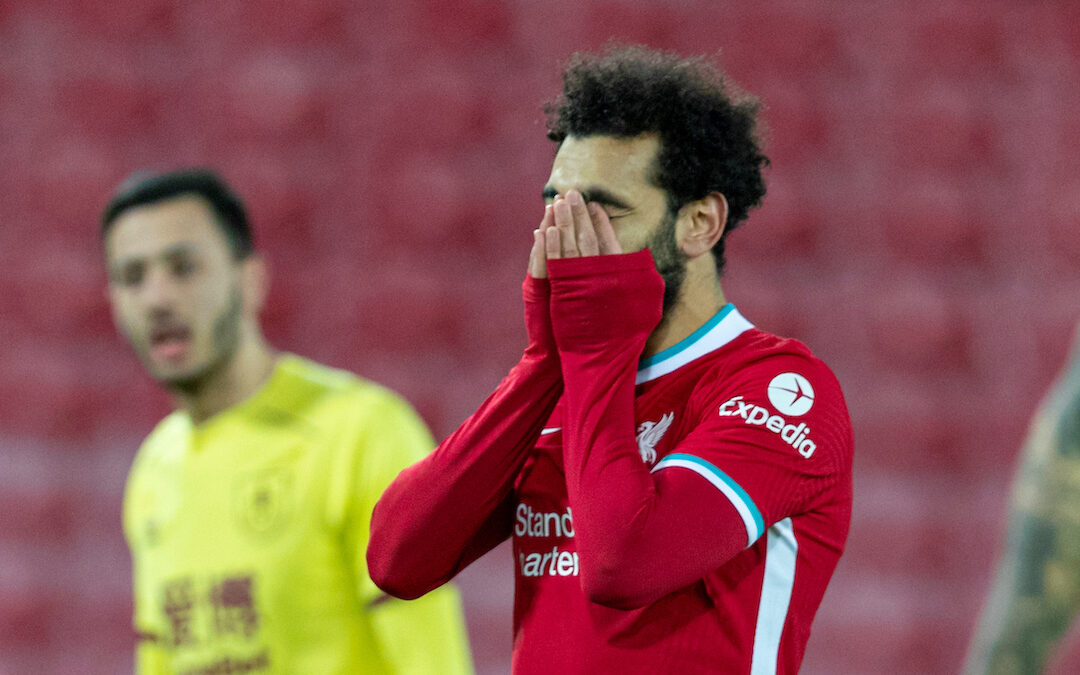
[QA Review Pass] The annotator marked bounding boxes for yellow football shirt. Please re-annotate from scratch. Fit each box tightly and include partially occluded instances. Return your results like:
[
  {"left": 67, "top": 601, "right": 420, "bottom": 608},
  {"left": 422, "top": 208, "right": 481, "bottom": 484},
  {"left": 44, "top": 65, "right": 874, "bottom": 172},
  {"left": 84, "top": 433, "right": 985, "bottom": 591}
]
[{"left": 123, "top": 354, "right": 473, "bottom": 674}]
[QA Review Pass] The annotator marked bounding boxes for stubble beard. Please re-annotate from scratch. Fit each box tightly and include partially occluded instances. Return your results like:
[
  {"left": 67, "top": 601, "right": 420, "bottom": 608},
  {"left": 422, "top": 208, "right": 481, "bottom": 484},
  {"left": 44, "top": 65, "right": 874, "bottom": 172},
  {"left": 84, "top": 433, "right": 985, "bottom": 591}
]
[
  {"left": 164, "top": 289, "right": 243, "bottom": 397},
  {"left": 647, "top": 209, "right": 687, "bottom": 317}
]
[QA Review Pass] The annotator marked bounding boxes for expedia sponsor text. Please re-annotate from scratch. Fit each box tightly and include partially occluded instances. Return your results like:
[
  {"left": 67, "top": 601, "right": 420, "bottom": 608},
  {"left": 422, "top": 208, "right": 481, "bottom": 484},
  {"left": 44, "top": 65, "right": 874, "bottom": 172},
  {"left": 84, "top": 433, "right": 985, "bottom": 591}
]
[{"left": 719, "top": 396, "right": 817, "bottom": 458}]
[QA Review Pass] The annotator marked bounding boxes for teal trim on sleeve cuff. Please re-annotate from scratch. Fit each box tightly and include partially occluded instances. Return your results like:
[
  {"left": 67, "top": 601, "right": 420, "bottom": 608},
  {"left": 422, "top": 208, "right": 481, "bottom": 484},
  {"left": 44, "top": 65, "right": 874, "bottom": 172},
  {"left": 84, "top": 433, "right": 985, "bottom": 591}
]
[{"left": 652, "top": 452, "right": 765, "bottom": 546}]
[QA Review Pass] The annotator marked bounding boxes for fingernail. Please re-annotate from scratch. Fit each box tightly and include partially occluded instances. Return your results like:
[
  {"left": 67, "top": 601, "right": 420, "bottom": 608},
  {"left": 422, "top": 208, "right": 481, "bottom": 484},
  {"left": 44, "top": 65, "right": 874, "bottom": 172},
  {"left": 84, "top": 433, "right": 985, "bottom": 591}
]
[{"left": 568, "top": 191, "right": 582, "bottom": 205}]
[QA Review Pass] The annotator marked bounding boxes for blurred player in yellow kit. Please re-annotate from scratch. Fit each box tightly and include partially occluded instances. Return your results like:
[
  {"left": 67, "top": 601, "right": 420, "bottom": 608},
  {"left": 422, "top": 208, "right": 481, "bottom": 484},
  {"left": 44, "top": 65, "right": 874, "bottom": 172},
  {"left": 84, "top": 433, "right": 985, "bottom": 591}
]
[{"left": 101, "top": 168, "right": 473, "bottom": 674}]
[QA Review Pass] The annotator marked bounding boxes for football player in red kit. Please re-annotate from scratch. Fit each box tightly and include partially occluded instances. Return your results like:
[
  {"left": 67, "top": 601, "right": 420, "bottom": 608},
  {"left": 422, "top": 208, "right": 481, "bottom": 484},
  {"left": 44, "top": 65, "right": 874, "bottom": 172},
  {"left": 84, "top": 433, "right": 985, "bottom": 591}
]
[{"left": 368, "top": 45, "right": 853, "bottom": 674}]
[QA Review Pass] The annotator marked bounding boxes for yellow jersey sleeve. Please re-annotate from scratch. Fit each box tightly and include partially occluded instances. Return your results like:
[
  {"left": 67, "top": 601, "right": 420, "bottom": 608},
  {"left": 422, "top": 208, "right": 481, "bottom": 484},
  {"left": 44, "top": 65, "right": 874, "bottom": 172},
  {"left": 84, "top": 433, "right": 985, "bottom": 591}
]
[
  {"left": 331, "top": 387, "right": 474, "bottom": 674},
  {"left": 338, "top": 391, "right": 433, "bottom": 604},
  {"left": 125, "top": 415, "right": 185, "bottom": 675}
]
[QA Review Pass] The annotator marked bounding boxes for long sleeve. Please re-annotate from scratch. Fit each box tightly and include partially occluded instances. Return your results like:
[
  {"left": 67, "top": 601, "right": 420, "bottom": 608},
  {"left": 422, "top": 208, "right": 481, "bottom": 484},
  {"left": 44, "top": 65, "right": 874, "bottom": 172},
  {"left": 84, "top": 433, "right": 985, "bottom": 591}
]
[
  {"left": 368, "top": 277, "right": 564, "bottom": 600},
  {"left": 126, "top": 439, "right": 172, "bottom": 674},
  {"left": 339, "top": 393, "right": 474, "bottom": 674},
  {"left": 368, "top": 589, "right": 474, "bottom": 674},
  {"left": 548, "top": 251, "right": 748, "bottom": 609}
]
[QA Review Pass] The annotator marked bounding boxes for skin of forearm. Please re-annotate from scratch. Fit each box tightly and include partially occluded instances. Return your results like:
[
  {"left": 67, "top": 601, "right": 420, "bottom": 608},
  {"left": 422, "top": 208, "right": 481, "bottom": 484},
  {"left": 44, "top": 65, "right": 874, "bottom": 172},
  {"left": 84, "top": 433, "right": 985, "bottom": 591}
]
[
  {"left": 969, "top": 369, "right": 1080, "bottom": 674},
  {"left": 976, "top": 512, "right": 1079, "bottom": 674}
]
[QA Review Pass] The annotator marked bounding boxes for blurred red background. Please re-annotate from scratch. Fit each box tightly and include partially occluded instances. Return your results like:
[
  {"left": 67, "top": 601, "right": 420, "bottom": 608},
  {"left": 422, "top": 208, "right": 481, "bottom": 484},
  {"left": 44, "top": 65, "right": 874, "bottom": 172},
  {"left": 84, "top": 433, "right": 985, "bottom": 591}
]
[{"left": 2, "top": 1, "right": 1080, "bottom": 673}]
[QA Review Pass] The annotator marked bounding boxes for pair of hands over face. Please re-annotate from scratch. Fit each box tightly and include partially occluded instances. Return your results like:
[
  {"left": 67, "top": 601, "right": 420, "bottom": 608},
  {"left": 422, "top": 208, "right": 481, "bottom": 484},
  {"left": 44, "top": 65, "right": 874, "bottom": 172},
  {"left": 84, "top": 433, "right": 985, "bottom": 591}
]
[{"left": 528, "top": 190, "right": 623, "bottom": 279}]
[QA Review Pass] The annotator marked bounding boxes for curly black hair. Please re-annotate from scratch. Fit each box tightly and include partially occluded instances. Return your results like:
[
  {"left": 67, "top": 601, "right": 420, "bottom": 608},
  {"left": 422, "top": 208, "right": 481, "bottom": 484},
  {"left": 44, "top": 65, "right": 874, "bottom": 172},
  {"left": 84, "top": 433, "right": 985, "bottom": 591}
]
[{"left": 546, "top": 45, "right": 769, "bottom": 275}]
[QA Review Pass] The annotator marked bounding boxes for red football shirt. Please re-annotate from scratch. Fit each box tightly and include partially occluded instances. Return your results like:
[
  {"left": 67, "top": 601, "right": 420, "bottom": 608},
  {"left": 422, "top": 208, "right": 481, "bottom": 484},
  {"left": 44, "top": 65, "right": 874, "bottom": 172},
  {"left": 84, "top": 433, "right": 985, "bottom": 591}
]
[{"left": 369, "top": 251, "right": 853, "bottom": 674}]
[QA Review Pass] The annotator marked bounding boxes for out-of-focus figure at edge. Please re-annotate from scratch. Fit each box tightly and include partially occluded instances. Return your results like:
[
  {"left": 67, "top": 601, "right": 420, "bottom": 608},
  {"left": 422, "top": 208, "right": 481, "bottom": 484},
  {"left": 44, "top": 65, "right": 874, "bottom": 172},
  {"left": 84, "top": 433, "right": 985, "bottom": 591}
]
[
  {"left": 101, "top": 168, "right": 474, "bottom": 674},
  {"left": 967, "top": 326, "right": 1080, "bottom": 674}
]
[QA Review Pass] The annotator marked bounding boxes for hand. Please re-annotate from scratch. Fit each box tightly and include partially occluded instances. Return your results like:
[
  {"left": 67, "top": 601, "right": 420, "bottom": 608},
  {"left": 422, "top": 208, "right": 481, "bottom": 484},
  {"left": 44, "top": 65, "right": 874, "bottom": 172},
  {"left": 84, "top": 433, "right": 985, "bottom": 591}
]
[
  {"left": 527, "top": 204, "right": 554, "bottom": 279},
  {"left": 528, "top": 191, "right": 622, "bottom": 278}
]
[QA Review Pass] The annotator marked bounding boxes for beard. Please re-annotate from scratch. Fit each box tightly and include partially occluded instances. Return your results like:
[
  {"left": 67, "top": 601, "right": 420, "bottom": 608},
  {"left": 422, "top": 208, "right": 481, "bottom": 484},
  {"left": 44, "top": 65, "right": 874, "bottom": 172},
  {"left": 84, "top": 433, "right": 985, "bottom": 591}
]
[
  {"left": 167, "top": 288, "right": 243, "bottom": 396},
  {"left": 645, "top": 209, "right": 687, "bottom": 316}
]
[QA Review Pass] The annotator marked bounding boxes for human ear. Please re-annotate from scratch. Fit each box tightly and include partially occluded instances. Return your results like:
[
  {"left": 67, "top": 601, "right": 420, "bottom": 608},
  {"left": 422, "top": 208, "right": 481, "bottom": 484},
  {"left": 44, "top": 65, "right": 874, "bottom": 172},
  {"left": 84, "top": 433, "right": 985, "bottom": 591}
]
[
  {"left": 241, "top": 254, "right": 270, "bottom": 317},
  {"left": 677, "top": 192, "right": 728, "bottom": 259}
]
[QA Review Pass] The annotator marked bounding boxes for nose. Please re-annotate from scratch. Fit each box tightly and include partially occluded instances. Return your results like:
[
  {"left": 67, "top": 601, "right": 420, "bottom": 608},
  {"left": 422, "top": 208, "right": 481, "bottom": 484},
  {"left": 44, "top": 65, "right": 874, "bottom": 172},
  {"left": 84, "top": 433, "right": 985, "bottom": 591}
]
[{"left": 138, "top": 264, "right": 180, "bottom": 312}]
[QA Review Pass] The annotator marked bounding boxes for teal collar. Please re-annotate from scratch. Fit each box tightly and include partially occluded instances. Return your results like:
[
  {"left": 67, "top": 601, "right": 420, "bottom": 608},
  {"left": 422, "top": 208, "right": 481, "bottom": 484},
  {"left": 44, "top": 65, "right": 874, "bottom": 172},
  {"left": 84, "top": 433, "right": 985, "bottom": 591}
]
[{"left": 636, "top": 304, "right": 753, "bottom": 384}]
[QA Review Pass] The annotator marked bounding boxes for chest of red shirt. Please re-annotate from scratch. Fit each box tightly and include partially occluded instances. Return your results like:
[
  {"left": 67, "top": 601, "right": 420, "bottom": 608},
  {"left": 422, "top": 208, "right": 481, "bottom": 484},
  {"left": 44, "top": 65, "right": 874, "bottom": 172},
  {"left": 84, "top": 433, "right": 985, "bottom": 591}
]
[{"left": 512, "top": 366, "right": 710, "bottom": 561}]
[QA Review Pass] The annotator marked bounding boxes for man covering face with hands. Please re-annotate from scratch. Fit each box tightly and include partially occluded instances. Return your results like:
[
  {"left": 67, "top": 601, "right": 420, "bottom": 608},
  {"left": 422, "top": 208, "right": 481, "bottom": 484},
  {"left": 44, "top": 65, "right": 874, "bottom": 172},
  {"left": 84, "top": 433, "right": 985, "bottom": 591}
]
[{"left": 369, "top": 45, "right": 854, "bottom": 674}]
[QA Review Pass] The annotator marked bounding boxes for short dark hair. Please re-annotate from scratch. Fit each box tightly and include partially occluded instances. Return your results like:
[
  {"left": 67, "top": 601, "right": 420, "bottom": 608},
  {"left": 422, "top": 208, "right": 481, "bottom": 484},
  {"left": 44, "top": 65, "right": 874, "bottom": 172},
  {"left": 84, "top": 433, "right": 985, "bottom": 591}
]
[
  {"left": 546, "top": 45, "right": 769, "bottom": 274},
  {"left": 101, "top": 168, "right": 254, "bottom": 259}
]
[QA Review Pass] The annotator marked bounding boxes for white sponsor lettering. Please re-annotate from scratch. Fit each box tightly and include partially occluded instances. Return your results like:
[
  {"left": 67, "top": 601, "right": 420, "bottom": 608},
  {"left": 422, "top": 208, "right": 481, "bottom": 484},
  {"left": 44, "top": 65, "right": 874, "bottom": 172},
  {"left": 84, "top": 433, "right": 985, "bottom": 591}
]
[
  {"left": 515, "top": 504, "right": 575, "bottom": 538},
  {"left": 518, "top": 546, "right": 580, "bottom": 577},
  {"left": 719, "top": 396, "right": 817, "bottom": 458},
  {"left": 515, "top": 503, "right": 579, "bottom": 577}
]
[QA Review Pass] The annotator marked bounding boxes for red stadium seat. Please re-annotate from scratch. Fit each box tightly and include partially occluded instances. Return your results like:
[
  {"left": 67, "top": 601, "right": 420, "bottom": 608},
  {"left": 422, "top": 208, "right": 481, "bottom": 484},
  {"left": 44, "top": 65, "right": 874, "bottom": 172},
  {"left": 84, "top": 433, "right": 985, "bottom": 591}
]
[
  {"left": 212, "top": 0, "right": 352, "bottom": 48},
  {"left": 880, "top": 180, "right": 989, "bottom": 268},
  {"left": 51, "top": 0, "right": 177, "bottom": 40},
  {"left": 1046, "top": 191, "right": 1080, "bottom": 270},
  {"left": 910, "top": 9, "right": 1009, "bottom": 80},
  {"left": 56, "top": 76, "right": 165, "bottom": 139},
  {"left": 409, "top": 0, "right": 514, "bottom": 53},
  {"left": 0, "top": 591, "right": 54, "bottom": 649},
  {"left": 718, "top": 7, "right": 846, "bottom": 84},
  {"left": 888, "top": 108, "right": 1000, "bottom": 175},
  {"left": 866, "top": 277, "right": 972, "bottom": 374},
  {"left": 0, "top": 490, "right": 76, "bottom": 544}
]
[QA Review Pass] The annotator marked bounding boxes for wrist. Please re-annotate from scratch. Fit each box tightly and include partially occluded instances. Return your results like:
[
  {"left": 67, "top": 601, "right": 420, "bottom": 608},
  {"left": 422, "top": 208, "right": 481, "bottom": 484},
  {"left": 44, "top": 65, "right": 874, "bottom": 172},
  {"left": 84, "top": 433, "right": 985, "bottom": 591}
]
[
  {"left": 522, "top": 275, "right": 557, "bottom": 355},
  {"left": 546, "top": 249, "right": 657, "bottom": 280},
  {"left": 522, "top": 274, "right": 550, "bottom": 303},
  {"left": 547, "top": 251, "right": 664, "bottom": 347}
]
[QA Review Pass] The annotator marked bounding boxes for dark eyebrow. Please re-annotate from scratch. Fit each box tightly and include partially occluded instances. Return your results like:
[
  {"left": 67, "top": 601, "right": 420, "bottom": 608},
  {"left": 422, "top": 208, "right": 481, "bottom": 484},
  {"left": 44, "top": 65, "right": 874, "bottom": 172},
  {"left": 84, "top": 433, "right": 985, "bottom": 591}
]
[
  {"left": 541, "top": 186, "right": 633, "bottom": 211},
  {"left": 111, "top": 242, "right": 200, "bottom": 270},
  {"left": 160, "top": 242, "right": 200, "bottom": 259}
]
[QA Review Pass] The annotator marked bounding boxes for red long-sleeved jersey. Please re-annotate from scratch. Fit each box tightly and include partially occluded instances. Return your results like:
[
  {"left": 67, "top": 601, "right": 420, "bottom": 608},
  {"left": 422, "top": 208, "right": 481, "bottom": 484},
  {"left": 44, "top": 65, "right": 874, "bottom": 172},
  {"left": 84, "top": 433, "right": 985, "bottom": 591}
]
[{"left": 369, "top": 251, "right": 853, "bottom": 674}]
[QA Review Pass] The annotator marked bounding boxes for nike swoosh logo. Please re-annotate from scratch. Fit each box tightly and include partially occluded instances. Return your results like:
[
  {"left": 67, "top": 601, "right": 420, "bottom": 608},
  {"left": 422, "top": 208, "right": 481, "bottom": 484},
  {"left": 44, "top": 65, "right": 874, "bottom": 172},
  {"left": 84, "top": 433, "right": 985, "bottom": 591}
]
[{"left": 540, "top": 427, "right": 561, "bottom": 435}]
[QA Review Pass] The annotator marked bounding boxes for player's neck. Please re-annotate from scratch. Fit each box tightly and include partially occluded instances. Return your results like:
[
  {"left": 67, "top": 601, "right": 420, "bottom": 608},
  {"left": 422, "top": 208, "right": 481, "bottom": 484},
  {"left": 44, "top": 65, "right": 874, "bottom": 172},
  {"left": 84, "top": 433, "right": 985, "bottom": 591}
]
[
  {"left": 173, "top": 326, "right": 278, "bottom": 425},
  {"left": 644, "top": 260, "right": 727, "bottom": 358}
]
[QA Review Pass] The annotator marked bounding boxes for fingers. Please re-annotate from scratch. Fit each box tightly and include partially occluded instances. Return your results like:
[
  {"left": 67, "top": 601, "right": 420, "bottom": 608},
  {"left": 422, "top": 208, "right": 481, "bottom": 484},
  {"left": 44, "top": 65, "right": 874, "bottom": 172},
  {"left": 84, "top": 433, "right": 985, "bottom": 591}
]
[
  {"left": 545, "top": 221, "right": 562, "bottom": 260},
  {"left": 539, "top": 203, "right": 555, "bottom": 234},
  {"left": 528, "top": 230, "right": 546, "bottom": 278},
  {"left": 552, "top": 195, "right": 578, "bottom": 258},
  {"left": 546, "top": 190, "right": 620, "bottom": 260},
  {"left": 588, "top": 203, "right": 622, "bottom": 255},
  {"left": 528, "top": 205, "right": 554, "bottom": 278},
  {"left": 568, "top": 191, "right": 598, "bottom": 256}
]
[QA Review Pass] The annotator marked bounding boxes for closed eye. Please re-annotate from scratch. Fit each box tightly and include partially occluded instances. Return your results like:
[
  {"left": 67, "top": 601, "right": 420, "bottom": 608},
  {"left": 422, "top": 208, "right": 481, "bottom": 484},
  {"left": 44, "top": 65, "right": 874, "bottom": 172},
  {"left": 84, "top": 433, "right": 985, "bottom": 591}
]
[
  {"left": 541, "top": 186, "right": 634, "bottom": 218},
  {"left": 601, "top": 206, "right": 632, "bottom": 220}
]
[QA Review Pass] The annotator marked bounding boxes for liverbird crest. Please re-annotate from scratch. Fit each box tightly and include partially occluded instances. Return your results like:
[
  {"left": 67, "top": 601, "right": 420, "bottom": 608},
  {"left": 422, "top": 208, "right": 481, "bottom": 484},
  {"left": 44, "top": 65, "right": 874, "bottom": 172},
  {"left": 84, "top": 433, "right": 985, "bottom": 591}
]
[{"left": 635, "top": 412, "right": 674, "bottom": 465}]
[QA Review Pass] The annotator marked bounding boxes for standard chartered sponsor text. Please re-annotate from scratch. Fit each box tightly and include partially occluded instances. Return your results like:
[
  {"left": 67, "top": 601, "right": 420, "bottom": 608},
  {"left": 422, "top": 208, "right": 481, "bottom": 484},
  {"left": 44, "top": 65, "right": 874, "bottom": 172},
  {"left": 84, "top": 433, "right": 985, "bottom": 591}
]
[
  {"left": 515, "top": 504, "right": 579, "bottom": 577},
  {"left": 515, "top": 503, "right": 575, "bottom": 538},
  {"left": 519, "top": 546, "right": 580, "bottom": 577}
]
